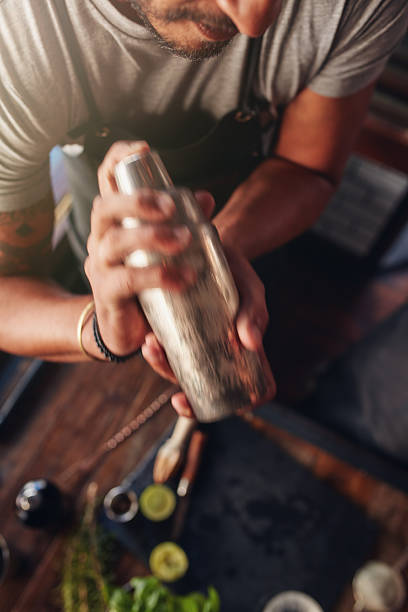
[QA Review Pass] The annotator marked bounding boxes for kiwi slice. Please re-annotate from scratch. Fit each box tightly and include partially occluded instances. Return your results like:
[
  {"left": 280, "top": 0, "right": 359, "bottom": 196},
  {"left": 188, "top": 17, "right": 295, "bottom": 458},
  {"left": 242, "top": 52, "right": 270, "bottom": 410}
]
[
  {"left": 139, "top": 484, "right": 176, "bottom": 522},
  {"left": 149, "top": 541, "right": 189, "bottom": 582}
]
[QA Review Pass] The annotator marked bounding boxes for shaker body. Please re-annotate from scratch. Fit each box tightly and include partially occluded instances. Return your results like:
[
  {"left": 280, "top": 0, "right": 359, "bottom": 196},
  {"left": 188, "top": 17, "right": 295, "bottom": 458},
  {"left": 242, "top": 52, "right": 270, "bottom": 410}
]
[{"left": 115, "top": 152, "right": 274, "bottom": 422}]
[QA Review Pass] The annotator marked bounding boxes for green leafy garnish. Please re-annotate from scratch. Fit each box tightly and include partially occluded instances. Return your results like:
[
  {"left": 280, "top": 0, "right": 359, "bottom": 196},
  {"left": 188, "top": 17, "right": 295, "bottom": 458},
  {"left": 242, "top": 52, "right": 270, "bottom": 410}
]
[
  {"left": 108, "top": 588, "right": 134, "bottom": 612},
  {"left": 108, "top": 576, "right": 220, "bottom": 612}
]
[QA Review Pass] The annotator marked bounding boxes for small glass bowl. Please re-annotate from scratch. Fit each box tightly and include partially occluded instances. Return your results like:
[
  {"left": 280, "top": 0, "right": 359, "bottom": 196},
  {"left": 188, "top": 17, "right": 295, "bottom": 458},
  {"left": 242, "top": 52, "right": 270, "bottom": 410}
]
[
  {"left": 352, "top": 561, "right": 406, "bottom": 612},
  {"left": 262, "top": 591, "right": 324, "bottom": 612},
  {"left": 103, "top": 486, "right": 138, "bottom": 523}
]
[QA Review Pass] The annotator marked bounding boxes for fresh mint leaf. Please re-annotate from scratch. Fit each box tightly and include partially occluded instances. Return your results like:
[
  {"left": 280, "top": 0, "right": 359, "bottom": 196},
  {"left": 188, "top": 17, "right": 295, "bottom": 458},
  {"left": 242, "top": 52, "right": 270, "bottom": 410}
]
[
  {"left": 130, "top": 576, "right": 161, "bottom": 599},
  {"left": 186, "top": 593, "right": 206, "bottom": 607},
  {"left": 109, "top": 576, "right": 221, "bottom": 612},
  {"left": 108, "top": 587, "right": 133, "bottom": 612},
  {"left": 174, "top": 596, "right": 200, "bottom": 612},
  {"left": 203, "top": 587, "right": 220, "bottom": 612}
]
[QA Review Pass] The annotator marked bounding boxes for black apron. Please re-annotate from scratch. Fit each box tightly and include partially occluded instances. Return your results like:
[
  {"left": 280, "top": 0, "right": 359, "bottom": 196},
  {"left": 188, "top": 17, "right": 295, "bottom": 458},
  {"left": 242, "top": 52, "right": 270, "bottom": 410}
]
[{"left": 54, "top": 1, "right": 276, "bottom": 265}]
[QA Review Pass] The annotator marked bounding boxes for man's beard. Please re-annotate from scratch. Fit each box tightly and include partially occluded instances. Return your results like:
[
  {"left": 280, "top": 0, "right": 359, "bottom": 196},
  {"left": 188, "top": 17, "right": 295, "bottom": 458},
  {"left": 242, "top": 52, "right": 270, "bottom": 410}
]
[{"left": 129, "top": 2, "right": 234, "bottom": 60}]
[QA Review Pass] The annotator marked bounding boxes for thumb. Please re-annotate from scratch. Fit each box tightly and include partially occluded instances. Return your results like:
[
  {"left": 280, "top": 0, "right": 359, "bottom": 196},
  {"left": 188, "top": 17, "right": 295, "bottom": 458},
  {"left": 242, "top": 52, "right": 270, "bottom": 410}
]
[{"left": 236, "top": 313, "right": 264, "bottom": 351}]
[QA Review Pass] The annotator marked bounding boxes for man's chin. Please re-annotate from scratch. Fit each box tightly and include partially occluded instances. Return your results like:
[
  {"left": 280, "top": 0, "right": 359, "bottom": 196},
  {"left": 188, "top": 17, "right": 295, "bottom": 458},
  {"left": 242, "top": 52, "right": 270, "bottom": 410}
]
[
  {"left": 160, "top": 37, "right": 232, "bottom": 61},
  {"left": 129, "top": 1, "right": 232, "bottom": 60}
]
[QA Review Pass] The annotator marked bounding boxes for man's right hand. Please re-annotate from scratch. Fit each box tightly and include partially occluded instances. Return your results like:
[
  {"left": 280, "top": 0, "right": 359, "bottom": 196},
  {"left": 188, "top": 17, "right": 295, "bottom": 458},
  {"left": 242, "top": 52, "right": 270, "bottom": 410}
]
[{"left": 84, "top": 141, "right": 197, "bottom": 358}]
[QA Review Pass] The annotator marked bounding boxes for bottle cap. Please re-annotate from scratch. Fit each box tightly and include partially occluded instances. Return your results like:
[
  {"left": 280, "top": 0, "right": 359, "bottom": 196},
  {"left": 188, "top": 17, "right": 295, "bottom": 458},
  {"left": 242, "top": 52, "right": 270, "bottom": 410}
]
[{"left": 15, "top": 479, "right": 64, "bottom": 529}]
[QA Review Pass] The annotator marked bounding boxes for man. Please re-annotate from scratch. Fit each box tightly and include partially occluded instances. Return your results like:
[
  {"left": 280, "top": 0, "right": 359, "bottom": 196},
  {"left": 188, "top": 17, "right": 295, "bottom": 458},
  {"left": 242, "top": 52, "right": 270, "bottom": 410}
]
[{"left": 0, "top": 1, "right": 406, "bottom": 415}]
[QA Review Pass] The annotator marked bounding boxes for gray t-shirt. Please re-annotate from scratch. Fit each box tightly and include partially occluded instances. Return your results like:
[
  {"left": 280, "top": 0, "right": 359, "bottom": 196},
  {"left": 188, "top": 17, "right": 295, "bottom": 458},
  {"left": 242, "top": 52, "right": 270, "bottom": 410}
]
[{"left": 0, "top": 0, "right": 407, "bottom": 212}]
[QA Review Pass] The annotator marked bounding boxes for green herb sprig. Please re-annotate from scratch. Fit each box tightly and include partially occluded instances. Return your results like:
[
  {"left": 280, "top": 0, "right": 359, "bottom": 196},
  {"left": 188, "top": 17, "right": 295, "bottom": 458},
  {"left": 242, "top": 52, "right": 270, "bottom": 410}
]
[
  {"left": 109, "top": 576, "right": 220, "bottom": 612},
  {"left": 61, "top": 484, "right": 115, "bottom": 612}
]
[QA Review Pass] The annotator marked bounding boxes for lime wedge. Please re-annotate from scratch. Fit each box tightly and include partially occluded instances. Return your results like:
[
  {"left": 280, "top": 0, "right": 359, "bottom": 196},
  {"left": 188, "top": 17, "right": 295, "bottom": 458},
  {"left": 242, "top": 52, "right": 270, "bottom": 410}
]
[
  {"left": 149, "top": 542, "right": 189, "bottom": 582},
  {"left": 139, "top": 484, "right": 176, "bottom": 522}
]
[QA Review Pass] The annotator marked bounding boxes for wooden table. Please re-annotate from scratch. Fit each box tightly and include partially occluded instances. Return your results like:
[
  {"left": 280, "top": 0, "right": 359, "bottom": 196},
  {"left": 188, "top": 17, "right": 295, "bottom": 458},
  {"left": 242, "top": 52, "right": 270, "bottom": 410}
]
[{"left": 1, "top": 243, "right": 408, "bottom": 611}]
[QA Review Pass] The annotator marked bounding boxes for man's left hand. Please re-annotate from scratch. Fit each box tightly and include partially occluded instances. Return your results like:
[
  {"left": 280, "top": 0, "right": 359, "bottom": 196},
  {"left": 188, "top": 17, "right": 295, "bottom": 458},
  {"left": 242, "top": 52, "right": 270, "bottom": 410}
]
[{"left": 141, "top": 229, "right": 276, "bottom": 417}]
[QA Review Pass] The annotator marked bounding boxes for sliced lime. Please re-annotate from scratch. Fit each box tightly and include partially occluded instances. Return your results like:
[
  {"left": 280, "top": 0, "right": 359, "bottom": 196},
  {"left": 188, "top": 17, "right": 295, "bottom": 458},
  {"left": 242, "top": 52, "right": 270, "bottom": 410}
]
[
  {"left": 139, "top": 484, "right": 176, "bottom": 522},
  {"left": 149, "top": 541, "right": 189, "bottom": 582}
]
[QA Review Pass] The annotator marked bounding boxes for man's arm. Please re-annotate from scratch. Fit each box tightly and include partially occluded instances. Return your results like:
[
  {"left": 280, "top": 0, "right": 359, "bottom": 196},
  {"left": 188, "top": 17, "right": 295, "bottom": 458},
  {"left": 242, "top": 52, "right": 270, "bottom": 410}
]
[
  {"left": 140, "top": 86, "right": 374, "bottom": 403},
  {"left": 214, "top": 82, "right": 376, "bottom": 259},
  {"left": 0, "top": 192, "right": 98, "bottom": 360},
  {"left": 0, "top": 144, "right": 272, "bottom": 370}
]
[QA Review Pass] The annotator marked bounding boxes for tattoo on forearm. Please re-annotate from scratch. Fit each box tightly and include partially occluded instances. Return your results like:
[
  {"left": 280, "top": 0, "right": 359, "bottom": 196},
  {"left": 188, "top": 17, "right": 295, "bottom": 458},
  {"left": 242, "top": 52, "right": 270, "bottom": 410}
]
[
  {"left": 0, "top": 233, "right": 52, "bottom": 275},
  {"left": 0, "top": 198, "right": 50, "bottom": 228},
  {"left": 0, "top": 196, "right": 54, "bottom": 275}
]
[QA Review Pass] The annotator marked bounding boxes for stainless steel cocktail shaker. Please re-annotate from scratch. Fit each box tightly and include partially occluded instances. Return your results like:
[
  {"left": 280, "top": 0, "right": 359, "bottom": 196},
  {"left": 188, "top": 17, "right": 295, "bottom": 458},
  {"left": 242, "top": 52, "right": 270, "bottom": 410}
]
[{"left": 115, "top": 150, "right": 274, "bottom": 422}]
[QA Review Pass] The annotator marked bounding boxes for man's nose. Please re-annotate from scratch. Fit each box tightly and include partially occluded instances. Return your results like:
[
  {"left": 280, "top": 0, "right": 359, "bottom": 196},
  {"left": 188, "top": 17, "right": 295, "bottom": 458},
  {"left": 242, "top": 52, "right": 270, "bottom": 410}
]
[{"left": 216, "top": 0, "right": 281, "bottom": 37}]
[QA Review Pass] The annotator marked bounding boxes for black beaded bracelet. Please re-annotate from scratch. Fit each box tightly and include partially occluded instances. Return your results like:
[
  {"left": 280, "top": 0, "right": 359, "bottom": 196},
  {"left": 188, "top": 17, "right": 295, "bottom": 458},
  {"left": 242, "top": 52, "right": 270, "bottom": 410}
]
[{"left": 92, "top": 313, "right": 141, "bottom": 363}]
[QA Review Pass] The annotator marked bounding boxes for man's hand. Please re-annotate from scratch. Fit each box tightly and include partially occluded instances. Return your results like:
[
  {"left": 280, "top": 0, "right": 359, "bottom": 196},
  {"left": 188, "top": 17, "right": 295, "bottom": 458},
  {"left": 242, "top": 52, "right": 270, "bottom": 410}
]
[
  {"left": 84, "top": 141, "right": 199, "bottom": 357},
  {"left": 142, "top": 245, "right": 276, "bottom": 417},
  {"left": 86, "top": 139, "right": 275, "bottom": 416}
]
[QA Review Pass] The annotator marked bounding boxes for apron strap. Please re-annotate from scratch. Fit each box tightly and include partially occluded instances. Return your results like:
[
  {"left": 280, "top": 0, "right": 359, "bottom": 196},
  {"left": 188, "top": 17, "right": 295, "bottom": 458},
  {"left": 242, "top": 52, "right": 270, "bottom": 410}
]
[{"left": 238, "top": 36, "right": 263, "bottom": 118}]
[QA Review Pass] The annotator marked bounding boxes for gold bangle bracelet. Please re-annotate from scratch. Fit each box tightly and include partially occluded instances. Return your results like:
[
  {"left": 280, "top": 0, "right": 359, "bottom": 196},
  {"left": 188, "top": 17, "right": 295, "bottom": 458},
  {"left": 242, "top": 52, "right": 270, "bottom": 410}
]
[{"left": 77, "top": 300, "right": 102, "bottom": 361}]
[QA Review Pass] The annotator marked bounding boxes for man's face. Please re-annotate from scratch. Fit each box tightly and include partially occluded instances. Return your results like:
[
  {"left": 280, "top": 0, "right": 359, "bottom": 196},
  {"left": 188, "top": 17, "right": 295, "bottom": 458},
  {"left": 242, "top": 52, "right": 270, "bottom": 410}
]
[{"left": 125, "top": 1, "right": 281, "bottom": 60}]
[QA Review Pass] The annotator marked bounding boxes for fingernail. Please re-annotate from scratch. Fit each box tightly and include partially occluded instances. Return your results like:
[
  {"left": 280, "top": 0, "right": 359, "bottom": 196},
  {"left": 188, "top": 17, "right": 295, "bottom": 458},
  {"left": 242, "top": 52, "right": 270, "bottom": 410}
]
[
  {"left": 173, "top": 226, "right": 191, "bottom": 244},
  {"left": 129, "top": 140, "right": 149, "bottom": 150},
  {"left": 157, "top": 193, "right": 174, "bottom": 215},
  {"left": 177, "top": 406, "right": 193, "bottom": 418}
]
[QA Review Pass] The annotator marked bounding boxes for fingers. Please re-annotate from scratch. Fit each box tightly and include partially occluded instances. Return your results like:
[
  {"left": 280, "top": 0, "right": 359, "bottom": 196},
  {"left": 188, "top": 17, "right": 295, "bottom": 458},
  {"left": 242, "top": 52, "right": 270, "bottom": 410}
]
[
  {"left": 97, "top": 140, "right": 216, "bottom": 225},
  {"left": 225, "top": 248, "right": 269, "bottom": 351},
  {"left": 171, "top": 392, "right": 195, "bottom": 418},
  {"left": 142, "top": 333, "right": 195, "bottom": 418},
  {"left": 88, "top": 161, "right": 219, "bottom": 299},
  {"left": 86, "top": 258, "right": 196, "bottom": 302},
  {"left": 87, "top": 186, "right": 197, "bottom": 295},
  {"left": 194, "top": 190, "right": 216, "bottom": 220},
  {"left": 90, "top": 189, "right": 175, "bottom": 240},
  {"left": 92, "top": 184, "right": 215, "bottom": 243},
  {"left": 141, "top": 333, "right": 177, "bottom": 383},
  {"left": 98, "top": 140, "right": 150, "bottom": 197},
  {"left": 96, "top": 223, "right": 192, "bottom": 266}
]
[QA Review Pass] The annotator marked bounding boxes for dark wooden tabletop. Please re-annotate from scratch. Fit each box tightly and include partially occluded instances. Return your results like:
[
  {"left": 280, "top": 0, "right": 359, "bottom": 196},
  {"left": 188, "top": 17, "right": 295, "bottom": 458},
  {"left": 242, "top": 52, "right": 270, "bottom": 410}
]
[{"left": 1, "top": 236, "right": 408, "bottom": 612}]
